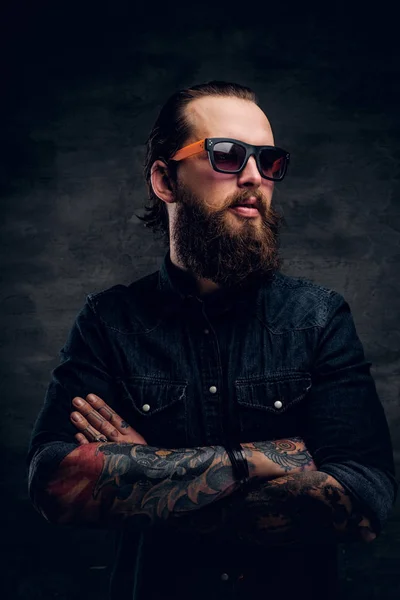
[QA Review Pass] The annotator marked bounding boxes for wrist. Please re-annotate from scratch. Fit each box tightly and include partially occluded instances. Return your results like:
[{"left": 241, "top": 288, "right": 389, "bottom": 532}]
[
  {"left": 241, "top": 442, "right": 264, "bottom": 479},
  {"left": 225, "top": 443, "right": 250, "bottom": 485}
]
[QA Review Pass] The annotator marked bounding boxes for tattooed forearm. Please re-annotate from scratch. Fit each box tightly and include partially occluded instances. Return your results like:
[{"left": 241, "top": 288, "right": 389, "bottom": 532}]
[
  {"left": 42, "top": 442, "right": 242, "bottom": 527},
  {"left": 37, "top": 437, "right": 315, "bottom": 529},
  {"left": 170, "top": 471, "right": 377, "bottom": 545},
  {"left": 241, "top": 437, "right": 317, "bottom": 478}
]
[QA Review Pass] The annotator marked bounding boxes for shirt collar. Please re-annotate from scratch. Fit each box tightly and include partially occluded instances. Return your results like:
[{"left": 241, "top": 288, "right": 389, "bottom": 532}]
[{"left": 157, "top": 249, "right": 269, "bottom": 317}]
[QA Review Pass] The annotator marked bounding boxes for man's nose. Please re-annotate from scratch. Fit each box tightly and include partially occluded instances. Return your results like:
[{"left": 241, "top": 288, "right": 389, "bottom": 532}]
[{"left": 237, "top": 155, "right": 262, "bottom": 188}]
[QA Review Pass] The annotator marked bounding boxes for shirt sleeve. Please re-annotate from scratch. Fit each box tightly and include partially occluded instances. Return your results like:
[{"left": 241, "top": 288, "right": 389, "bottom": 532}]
[
  {"left": 26, "top": 294, "right": 121, "bottom": 514},
  {"left": 304, "top": 290, "right": 398, "bottom": 535}
]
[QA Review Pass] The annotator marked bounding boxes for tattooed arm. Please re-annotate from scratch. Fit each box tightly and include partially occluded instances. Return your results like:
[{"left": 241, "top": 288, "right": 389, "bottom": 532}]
[
  {"left": 169, "top": 467, "right": 378, "bottom": 546},
  {"left": 31, "top": 435, "right": 316, "bottom": 529},
  {"left": 32, "top": 396, "right": 382, "bottom": 545},
  {"left": 54, "top": 394, "right": 375, "bottom": 544}
]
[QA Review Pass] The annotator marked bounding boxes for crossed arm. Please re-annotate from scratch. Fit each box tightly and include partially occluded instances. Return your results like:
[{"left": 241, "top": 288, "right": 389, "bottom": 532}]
[{"left": 32, "top": 393, "right": 377, "bottom": 547}]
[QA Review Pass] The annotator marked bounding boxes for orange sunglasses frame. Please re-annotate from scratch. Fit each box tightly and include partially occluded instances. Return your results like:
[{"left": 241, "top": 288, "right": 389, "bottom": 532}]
[{"left": 170, "top": 139, "right": 206, "bottom": 161}]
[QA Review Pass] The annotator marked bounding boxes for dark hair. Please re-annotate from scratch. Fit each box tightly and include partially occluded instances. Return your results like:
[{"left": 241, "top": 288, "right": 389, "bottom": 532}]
[{"left": 136, "top": 80, "right": 258, "bottom": 244}]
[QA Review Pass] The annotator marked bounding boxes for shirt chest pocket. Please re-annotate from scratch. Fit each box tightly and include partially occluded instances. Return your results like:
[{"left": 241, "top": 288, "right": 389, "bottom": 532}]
[
  {"left": 116, "top": 376, "right": 189, "bottom": 448},
  {"left": 235, "top": 372, "right": 312, "bottom": 442}
]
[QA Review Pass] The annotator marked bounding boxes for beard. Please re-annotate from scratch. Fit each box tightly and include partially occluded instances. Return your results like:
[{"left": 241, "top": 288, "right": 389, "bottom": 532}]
[{"left": 170, "top": 181, "right": 284, "bottom": 290}]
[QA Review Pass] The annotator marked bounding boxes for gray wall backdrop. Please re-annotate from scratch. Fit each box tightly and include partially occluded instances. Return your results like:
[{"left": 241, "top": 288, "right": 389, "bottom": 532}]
[{"left": 1, "top": 3, "right": 399, "bottom": 599}]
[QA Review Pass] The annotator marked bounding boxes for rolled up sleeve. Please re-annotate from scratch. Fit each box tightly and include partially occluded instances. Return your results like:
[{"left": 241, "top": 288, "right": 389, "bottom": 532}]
[
  {"left": 27, "top": 294, "right": 120, "bottom": 514},
  {"left": 304, "top": 291, "right": 398, "bottom": 535}
]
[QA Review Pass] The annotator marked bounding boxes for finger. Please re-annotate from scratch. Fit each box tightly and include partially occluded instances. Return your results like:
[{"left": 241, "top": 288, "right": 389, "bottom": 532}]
[
  {"left": 75, "top": 433, "right": 90, "bottom": 445},
  {"left": 85, "top": 394, "right": 133, "bottom": 435},
  {"left": 72, "top": 397, "right": 121, "bottom": 441},
  {"left": 73, "top": 396, "right": 146, "bottom": 444},
  {"left": 70, "top": 411, "right": 108, "bottom": 443},
  {"left": 84, "top": 395, "right": 148, "bottom": 445}
]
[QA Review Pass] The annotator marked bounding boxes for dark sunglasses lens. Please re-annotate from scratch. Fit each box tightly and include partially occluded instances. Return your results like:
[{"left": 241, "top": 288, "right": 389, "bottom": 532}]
[
  {"left": 260, "top": 149, "right": 286, "bottom": 179},
  {"left": 213, "top": 142, "right": 246, "bottom": 171}
]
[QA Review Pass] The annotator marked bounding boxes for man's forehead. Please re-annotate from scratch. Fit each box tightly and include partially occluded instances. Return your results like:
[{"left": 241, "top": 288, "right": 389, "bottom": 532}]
[{"left": 185, "top": 95, "right": 273, "bottom": 145}]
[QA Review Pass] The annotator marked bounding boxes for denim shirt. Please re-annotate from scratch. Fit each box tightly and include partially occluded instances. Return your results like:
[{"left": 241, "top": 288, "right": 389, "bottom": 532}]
[{"left": 27, "top": 250, "right": 397, "bottom": 600}]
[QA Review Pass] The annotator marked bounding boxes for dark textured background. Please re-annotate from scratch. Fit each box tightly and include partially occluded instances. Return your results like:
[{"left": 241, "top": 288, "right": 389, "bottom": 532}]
[{"left": 1, "top": 3, "right": 399, "bottom": 598}]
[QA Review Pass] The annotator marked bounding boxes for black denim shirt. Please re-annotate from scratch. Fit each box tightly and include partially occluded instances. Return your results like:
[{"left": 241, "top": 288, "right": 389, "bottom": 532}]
[{"left": 27, "top": 250, "right": 397, "bottom": 600}]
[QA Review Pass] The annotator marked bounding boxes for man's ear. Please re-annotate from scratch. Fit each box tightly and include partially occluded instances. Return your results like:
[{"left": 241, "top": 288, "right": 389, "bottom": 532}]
[
  {"left": 150, "top": 160, "right": 175, "bottom": 203},
  {"left": 162, "top": 169, "right": 173, "bottom": 191}
]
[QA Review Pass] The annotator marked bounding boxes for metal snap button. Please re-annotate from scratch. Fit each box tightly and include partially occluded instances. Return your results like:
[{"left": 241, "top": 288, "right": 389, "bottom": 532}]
[
  {"left": 209, "top": 386, "right": 217, "bottom": 394},
  {"left": 142, "top": 403, "right": 151, "bottom": 412},
  {"left": 220, "top": 573, "right": 229, "bottom": 581},
  {"left": 274, "top": 400, "right": 283, "bottom": 409}
]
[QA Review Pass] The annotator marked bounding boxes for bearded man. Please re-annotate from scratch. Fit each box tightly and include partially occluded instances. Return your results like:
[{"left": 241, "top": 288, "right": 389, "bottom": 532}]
[{"left": 27, "top": 80, "right": 397, "bottom": 600}]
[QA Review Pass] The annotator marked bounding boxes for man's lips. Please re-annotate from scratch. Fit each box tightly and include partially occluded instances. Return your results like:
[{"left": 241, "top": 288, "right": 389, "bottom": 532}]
[
  {"left": 231, "top": 196, "right": 260, "bottom": 209},
  {"left": 229, "top": 196, "right": 261, "bottom": 216},
  {"left": 229, "top": 206, "right": 260, "bottom": 217}
]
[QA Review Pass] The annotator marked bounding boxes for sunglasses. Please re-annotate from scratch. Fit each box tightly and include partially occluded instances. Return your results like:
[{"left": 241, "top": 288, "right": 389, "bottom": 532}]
[{"left": 169, "top": 138, "right": 290, "bottom": 181}]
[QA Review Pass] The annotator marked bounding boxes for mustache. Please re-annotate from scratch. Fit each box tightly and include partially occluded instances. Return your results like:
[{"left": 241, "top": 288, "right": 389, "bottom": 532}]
[{"left": 174, "top": 185, "right": 281, "bottom": 227}]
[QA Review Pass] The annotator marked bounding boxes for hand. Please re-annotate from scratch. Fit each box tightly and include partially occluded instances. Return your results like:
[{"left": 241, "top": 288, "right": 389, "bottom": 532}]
[{"left": 70, "top": 393, "right": 147, "bottom": 445}]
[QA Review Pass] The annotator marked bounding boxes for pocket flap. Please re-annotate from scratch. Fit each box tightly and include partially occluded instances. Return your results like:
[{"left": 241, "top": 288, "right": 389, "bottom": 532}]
[
  {"left": 236, "top": 372, "right": 312, "bottom": 413},
  {"left": 118, "top": 376, "right": 187, "bottom": 417}
]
